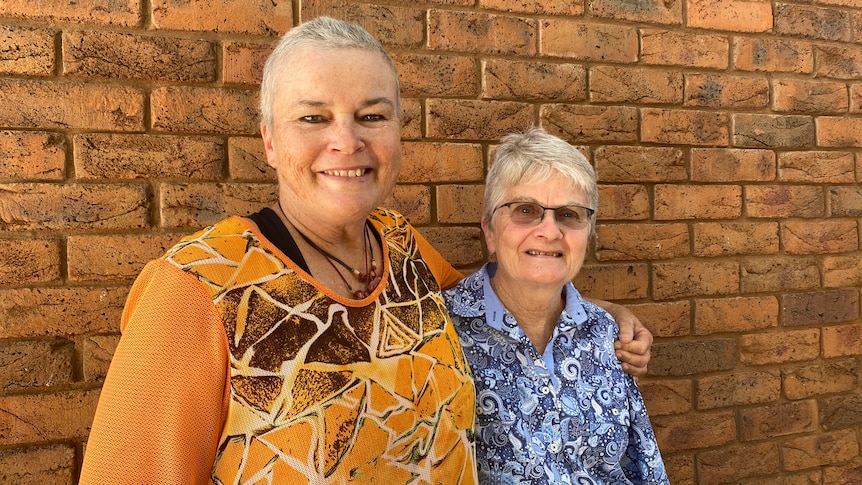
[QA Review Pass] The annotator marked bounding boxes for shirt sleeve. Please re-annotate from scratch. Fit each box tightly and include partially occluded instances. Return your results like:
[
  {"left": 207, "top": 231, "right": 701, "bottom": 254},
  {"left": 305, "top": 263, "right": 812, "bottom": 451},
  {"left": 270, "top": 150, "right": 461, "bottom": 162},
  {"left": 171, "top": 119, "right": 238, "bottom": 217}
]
[
  {"left": 79, "top": 260, "right": 230, "bottom": 485},
  {"left": 621, "top": 375, "right": 670, "bottom": 483},
  {"left": 410, "top": 225, "right": 464, "bottom": 290}
]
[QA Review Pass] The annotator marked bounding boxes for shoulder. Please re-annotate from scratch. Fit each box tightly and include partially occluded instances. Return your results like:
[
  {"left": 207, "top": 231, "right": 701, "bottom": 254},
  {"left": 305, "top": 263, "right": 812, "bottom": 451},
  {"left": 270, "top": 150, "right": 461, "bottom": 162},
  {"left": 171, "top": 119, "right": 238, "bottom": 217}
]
[{"left": 443, "top": 266, "right": 487, "bottom": 318}]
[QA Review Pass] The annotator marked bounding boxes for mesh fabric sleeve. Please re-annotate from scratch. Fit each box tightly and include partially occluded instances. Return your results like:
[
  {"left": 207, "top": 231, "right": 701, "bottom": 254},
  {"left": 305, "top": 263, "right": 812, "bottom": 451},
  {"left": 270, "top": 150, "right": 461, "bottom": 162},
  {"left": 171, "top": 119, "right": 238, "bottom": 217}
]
[
  {"left": 410, "top": 225, "right": 464, "bottom": 290},
  {"left": 79, "top": 260, "right": 230, "bottom": 485}
]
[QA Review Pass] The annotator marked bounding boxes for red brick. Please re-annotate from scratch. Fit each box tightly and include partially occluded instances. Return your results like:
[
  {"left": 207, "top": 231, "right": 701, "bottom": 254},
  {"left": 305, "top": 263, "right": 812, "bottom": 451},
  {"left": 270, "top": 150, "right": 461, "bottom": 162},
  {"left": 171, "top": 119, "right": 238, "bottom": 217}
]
[
  {"left": 223, "top": 41, "right": 270, "bottom": 86},
  {"left": 588, "top": 0, "right": 680, "bottom": 24},
  {"left": 541, "top": 20, "right": 637, "bottom": 62},
  {"left": 651, "top": 411, "right": 736, "bottom": 452},
  {"left": 595, "top": 145, "right": 685, "bottom": 182},
  {"left": 482, "top": 0, "right": 582, "bottom": 15},
  {"left": 542, "top": 105, "right": 638, "bottom": 143},
  {"left": 774, "top": 79, "right": 849, "bottom": 113},
  {"left": 0, "top": 131, "right": 66, "bottom": 181},
  {"left": 696, "top": 442, "right": 779, "bottom": 485},
  {"left": 823, "top": 255, "right": 862, "bottom": 288},
  {"left": 733, "top": 113, "right": 816, "bottom": 148},
  {"left": 302, "top": 1, "right": 424, "bottom": 48},
  {"left": 0, "top": 183, "right": 149, "bottom": 231},
  {"left": 0, "top": 79, "right": 144, "bottom": 131},
  {"left": 775, "top": 4, "right": 862, "bottom": 43},
  {"left": 415, "top": 227, "right": 484, "bottom": 268},
  {"left": 400, "top": 142, "right": 483, "bottom": 183},
  {"left": 82, "top": 334, "right": 120, "bottom": 382},
  {"left": 740, "top": 399, "right": 819, "bottom": 441},
  {"left": 395, "top": 54, "right": 479, "bottom": 98},
  {"left": 0, "top": 390, "right": 100, "bottom": 444},
  {"left": 74, "top": 134, "right": 224, "bottom": 180},
  {"left": 691, "top": 148, "right": 775, "bottom": 182},
  {"left": 485, "top": 59, "right": 586, "bottom": 102},
  {"left": 733, "top": 37, "right": 813, "bottom": 73},
  {"left": 695, "top": 296, "right": 779, "bottom": 335},
  {"left": 852, "top": 84, "right": 862, "bottom": 113},
  {"left": 0, "top": 238, "right": 61, "bottom": 285},
  {"left": 641, "top": 29, "right": 729, "bottom": 69},
  {"left": 596, "top": 223, "right": 689, "bottom": 261},
  {"left": 0, "top": 0, "right": 140, "bottom": 27},
  {"left": 741, "top": 257, "right": 822, "bottom": 293},
  {"left": 745, "top": 185, "right": 824, "bottom": 218},
  {"left": 590, "top": 66, "right": 683, "bottom": 104},
  {"left": 383, "top": 185, "right": 431, "bottom": 225},
  {"left": 427, "top": 99, "right": 533, "bottom": 141},
  {"left": 779, "top": 151, "right": 855, "bottom": 182},
  {"left": 436, "top": 185, "right": 484, "bottom": 224},
  {"left": 151, "top": 86, "right": 259, "bottom": 135},
  {"left": 817, "top": 116, "right": 862, "bottom": 147},
  {"left": 782, "top": 429, "right": 860, "bottom": 471},
  {"left": 782, "top": 289, "right": 859, "bottom": 326},
  {"left": 429, "top": 10, "right": 536, "bottom": 56},
  {"left": 687, "top": 0, "right": 772, "bottom": 32},
  {"left": 663, "top": 454, "right": 695, "bottom": 485},
  {"left": 228, "top": 137, "right": 272, "bottom": 181},
  {"left": 829, "top": 186, "right": 862, "bottom": 217},
  {"left": 0, "top": 339, "right": 75, "bottom": 390},
  {"left": 739, "top": 328, "right": 820, "bottom": 365},
  {"left": 400, "top": 98, "right": 422, "bottom": 140},
  {"left": 783, "top": 221, "right": 858, "bottom": 254},
  {"left": 653, "top": 261, "right": 738, "bottom": 300},
  {"left": 655, "top": 185, "right": 741, "bottom": 220},
  {"left": 151, "top": 0, "right": 292, "bottom": 34},
  {"left": 67, "top": 234, "right": 179, "bottom": 282},
  {"left": 823, "top": 324, "right": 862, "bottom": 358},
  {"left": 824, "top": 461, "right": 862, "bottom": 485},
  {"left": 596, "top": 184, "right": 649, "bottom": 220},
  {"left": 814, "top": 44, "right": 862, "bottom": 80},
  {"left": 697, "top": 370, "right": 780, "bottom": 409},
  {"left": 627, "top": 301, "right": 691, "bottom": 338},
  {"left": 651, "top": 338, "right": 737, "bottom": 376},
  {"left": 159, "top": 182, "right": 276, "bottom": 228},
  {"left": 784, "top": 358, "right": 858, "bottom": 400},
  {"left": 639, "top": 379, "right": 692, "bottom": 416},
  {"left": 0, "top": 444, "right": 76, "bottom": 485},
  {"left": 694, "top": 222, "right": 779, "bottom": 257},
  {"left": 0, "top": 25, "right": 54, "bottom": 76},
  {"left": 573, "top": 263, "right": 649, "bottom": 300},
  {"left": 0, "top": 287, "right": 128, "bottom": 337},
  {"left": 684, "top": 73, "right": 769, "bottom": 108},
  {"left": 820, "top": 393, "right": 862, "bottom": 430},
  {"left": 642, "top": 108, "right": 729, "bottom": 146},
  {"left": 63, "top": 31, "right": 215, "bottom": 82}
]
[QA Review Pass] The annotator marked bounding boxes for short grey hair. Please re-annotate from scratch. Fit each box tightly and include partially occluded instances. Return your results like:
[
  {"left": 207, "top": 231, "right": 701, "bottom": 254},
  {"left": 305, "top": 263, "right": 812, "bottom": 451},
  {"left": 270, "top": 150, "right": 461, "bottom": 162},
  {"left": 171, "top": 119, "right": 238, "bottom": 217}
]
[
  {"left": 259, "top": 16, "right": 401, "bottom": 126},
  {"left": 484, "top": 127, "right": 598, "bottom": 233}
]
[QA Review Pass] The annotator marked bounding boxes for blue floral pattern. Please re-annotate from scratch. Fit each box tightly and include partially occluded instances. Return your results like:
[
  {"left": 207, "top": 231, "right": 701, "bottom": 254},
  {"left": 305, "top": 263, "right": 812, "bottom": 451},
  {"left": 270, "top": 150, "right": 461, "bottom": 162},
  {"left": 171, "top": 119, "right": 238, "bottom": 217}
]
[{"left": 444, "top": 263, "right": 669, "bottom": 485}]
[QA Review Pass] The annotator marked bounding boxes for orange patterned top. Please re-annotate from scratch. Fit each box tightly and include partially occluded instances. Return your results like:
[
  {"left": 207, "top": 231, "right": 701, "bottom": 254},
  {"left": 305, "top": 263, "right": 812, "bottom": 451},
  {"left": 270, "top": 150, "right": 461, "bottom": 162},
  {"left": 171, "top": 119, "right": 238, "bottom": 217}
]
[{"left": 80, "top": 208, "right": 476, "bottom": 484}]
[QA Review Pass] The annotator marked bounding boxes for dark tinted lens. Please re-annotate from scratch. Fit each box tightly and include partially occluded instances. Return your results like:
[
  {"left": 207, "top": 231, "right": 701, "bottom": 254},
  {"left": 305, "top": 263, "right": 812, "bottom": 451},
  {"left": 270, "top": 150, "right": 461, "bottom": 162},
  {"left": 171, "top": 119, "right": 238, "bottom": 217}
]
[
  {"left": 555, "top": 207, "right": 588, "bottom": 228},
  {"left": 509, "top": 203, "right": 544, "bottom": 225}
]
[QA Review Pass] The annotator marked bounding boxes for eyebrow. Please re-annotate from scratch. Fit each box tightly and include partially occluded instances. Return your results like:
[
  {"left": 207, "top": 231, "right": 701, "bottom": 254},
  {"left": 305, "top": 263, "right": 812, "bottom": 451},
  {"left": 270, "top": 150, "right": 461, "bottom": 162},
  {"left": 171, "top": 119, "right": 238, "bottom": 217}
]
[{"left": 292, "top": 97, "right": 396, "bottom": 110}]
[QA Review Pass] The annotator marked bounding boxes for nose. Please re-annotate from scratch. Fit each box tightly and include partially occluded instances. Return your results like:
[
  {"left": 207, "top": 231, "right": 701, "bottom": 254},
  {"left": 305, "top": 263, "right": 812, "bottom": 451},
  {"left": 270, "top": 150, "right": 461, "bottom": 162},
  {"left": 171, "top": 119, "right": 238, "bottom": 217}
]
[
  {"left": 535, "top": 208, "right": 563, "bottom": 238},
  {"left": 329, "top": 118, "right": 365, "bottom": 154}
]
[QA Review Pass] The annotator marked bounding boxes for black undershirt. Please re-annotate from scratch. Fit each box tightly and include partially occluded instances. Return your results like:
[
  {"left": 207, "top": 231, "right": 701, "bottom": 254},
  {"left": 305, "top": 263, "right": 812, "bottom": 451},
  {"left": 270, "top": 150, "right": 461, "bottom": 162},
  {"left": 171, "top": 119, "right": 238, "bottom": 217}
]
[{"left": 246, "top": 207, "right": 310, "bottom": 274}]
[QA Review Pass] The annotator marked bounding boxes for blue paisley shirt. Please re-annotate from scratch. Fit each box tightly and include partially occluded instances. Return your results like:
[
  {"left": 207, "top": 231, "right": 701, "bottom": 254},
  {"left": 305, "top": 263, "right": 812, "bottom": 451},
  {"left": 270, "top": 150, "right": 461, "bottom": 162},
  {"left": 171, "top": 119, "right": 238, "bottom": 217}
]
[{"left": 444, "top": 263, "right": 669, "bottom": 485}]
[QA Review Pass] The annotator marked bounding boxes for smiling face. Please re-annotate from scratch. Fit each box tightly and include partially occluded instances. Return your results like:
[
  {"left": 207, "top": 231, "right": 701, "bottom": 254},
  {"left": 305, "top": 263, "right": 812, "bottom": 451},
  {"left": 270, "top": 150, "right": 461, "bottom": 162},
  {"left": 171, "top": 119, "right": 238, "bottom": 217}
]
[
  {"left": 260, "top": 46, "right": 402, "bottom": 229},
  {"left": 483, "top": 175, "right": 591, "bottom": 294}
]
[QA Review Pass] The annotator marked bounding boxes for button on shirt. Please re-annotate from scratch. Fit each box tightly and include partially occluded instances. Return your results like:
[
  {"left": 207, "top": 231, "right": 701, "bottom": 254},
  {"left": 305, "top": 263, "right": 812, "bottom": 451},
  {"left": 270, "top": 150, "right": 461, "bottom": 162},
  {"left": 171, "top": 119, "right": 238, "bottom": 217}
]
[{"left": 444, "top": 263, "right": 669, "bottom": 484}]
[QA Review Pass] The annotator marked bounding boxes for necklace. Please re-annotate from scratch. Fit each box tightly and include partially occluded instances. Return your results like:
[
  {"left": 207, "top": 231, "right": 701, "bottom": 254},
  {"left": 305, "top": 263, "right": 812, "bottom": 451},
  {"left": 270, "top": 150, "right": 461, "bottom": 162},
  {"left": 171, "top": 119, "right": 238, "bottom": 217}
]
[{"left": 280, "top": 204, "right": 379, "bottom": 298}]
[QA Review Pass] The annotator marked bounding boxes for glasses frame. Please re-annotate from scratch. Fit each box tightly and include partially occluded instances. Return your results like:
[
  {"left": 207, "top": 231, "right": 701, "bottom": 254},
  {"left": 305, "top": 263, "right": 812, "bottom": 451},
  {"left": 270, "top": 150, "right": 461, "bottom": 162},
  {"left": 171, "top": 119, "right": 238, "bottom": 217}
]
[{"left": 494, "top": 201, "right": 595, "bottom": 230}]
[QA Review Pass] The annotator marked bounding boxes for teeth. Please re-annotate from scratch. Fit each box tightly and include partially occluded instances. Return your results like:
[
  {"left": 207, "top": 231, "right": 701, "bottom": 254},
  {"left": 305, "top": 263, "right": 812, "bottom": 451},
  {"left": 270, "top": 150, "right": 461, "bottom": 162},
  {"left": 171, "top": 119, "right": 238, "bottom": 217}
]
[
  {"left": 325, "top": 169, "right": 365, "bottom": 177},
  {"left": 527, "top": 250, "right": 561, "bottom": 257}
]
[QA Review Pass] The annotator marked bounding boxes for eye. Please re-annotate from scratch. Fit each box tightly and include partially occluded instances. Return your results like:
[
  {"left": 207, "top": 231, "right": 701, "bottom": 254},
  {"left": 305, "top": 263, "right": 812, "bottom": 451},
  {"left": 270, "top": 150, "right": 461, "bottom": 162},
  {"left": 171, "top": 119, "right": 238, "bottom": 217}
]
[
  {"left": 557, "top": 208, "right": 582, "bottom": 221},
  {"left": 514, "top": 203, "right": 542, "bottom": 216},
  {"left": 299, "top": 115, "right": 326, "bottom": 123},
  {"left": 361, "top": 113, "right": 386, "bottom": 122}
]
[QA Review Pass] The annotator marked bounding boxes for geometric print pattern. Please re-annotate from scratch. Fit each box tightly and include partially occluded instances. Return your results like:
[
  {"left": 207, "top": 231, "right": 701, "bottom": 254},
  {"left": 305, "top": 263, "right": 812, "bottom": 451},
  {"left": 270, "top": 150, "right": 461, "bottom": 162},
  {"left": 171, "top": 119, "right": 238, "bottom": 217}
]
[{"left": 163, "top": 208, "right": 476, "bottom": 484}]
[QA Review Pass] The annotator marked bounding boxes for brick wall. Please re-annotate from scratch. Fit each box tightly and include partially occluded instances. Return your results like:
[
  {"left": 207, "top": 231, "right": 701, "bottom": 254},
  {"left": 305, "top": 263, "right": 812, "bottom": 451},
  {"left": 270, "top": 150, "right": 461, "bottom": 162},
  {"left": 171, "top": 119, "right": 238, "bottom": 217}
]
[{"left": 1, "top": 1, "right": 860, "bottom": 483}]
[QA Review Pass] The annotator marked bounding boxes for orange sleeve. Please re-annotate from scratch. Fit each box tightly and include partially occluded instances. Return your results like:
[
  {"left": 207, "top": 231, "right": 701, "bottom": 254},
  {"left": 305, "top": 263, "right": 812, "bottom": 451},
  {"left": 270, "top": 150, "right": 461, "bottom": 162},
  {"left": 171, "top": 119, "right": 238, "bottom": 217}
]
[
  {"left": 79, "top": 260, "right": 229, "bottom": 485},
  {"left": 410, "top": 225, "right": 464, "bottom": 290}
]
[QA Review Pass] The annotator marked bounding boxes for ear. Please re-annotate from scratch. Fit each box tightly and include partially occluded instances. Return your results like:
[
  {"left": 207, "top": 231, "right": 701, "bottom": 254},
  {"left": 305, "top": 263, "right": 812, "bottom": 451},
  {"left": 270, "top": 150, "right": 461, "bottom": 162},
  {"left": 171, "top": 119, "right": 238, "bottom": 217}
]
[
  {"left": 260, "top": 123, "right": 278, "bottom": 169},
  {"left": 481, "top": 218, "right": 496, "bottom": 256}
]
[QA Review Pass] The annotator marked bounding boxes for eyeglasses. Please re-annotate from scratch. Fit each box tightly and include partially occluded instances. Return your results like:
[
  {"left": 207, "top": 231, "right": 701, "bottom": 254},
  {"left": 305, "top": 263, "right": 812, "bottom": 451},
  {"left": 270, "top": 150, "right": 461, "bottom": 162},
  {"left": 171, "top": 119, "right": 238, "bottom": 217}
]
[{"left": 495, "top": 201, "right": 595, "bottom": 230}]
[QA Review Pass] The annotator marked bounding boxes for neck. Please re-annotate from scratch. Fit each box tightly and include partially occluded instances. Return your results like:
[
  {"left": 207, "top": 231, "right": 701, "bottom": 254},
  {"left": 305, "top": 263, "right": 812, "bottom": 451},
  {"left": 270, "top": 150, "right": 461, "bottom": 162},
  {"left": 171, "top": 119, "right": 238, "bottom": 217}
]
[{"left": 490, "top": 274, "right": 565, "bottom": 354}]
